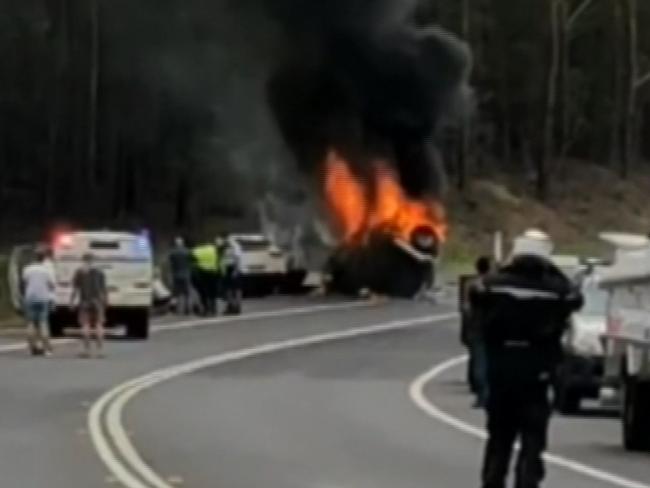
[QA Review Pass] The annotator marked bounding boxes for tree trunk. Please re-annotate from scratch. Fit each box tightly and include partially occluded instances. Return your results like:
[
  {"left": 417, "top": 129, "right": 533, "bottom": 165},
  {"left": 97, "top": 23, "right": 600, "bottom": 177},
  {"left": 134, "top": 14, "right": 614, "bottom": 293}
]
[
  {"left": 175, "top": 169, "right": 191, "bottom": 229},
  {"left": 559, "top": 0, "right": 570, "bottom": 160},
  {"left": 87, "top": 0, "right": 100, "bottom": 196},
  {"left": 457, "top": 0, "right": 471, "bottom": 190},
  {"left": 610, "top": 0, "right": 624, "bottom": 167},
  {"left": 44, "top": 0, "right": 69, "bottom": 216},
  {"left": 622, "top": 0, "right": 638, "bottom": 178},
  {"left": 540, "top": 0, "right": 561, "bottom": 200},
  {"left": 0, "top": 122, "right": 5, "bottom": 217},
  {"left": 496, "top": 6, "right": 512, "bottom": 168}
]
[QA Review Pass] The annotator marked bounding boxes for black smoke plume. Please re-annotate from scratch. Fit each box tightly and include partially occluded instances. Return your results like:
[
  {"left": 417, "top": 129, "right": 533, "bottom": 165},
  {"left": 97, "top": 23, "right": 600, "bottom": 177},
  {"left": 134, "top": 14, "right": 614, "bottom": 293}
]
[{"left": 266, "top": 0, "right": 472, "bottom": 200}]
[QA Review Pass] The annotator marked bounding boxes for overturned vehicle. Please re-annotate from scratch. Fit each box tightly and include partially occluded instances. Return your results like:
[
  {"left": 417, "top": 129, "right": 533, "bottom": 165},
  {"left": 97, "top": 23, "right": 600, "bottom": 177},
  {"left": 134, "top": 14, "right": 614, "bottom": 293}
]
[
  {"left": 320, "top": 152, "right": 445, "bottom": 298},
  {"left": 265, "top": 4, "right": 468, "bottom": 300},
  {"left": 326, "top": 225, "right": 439, "bottom": 298}
]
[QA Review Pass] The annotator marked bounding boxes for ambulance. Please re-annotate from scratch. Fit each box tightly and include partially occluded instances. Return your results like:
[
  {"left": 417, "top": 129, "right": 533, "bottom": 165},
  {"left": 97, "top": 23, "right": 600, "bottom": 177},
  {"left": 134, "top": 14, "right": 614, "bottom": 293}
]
[{"left": 10, "top": 230, "right": 154, "bottom": 339}]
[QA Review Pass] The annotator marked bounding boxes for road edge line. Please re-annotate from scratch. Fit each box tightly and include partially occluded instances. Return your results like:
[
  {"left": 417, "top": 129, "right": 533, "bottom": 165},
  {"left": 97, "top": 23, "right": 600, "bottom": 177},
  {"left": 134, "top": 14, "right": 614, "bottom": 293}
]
[{"left": 0, "top": 301, "right": 369, "bottom": 355}]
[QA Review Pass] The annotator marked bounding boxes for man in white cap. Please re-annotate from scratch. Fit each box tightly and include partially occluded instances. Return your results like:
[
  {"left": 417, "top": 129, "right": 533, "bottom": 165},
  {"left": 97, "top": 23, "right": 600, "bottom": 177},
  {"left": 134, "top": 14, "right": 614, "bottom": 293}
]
[
  {"left": 509, "top": 229, "right": 555, "bottom": 261},
  {"left": 473, "top": 229, "right": 582, "bottom": 488}
]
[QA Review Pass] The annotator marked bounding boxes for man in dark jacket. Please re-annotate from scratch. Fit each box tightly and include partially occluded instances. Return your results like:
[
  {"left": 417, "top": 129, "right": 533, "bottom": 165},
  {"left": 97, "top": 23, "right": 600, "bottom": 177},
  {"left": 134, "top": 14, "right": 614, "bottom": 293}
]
[
  {"left": 474, "top": 230, "right": 583, "bottom": 488},
  {"left": 466, "top": 256, "right": 493, "bottom": 408},
  {"left": 169, "top": 237, "right": 193, "bottom": 315}
]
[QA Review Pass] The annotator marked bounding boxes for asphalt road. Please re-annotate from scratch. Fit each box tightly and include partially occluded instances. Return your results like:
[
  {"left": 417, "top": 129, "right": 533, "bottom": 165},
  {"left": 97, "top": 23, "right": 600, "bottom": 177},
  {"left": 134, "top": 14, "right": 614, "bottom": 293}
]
[{"left": 0, "top": 296, "right": 648, "bottom": 488}]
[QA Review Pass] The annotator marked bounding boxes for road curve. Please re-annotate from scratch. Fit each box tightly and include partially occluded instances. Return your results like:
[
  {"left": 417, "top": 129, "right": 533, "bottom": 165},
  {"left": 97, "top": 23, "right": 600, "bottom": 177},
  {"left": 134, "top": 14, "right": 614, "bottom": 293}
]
[
  {"left": 2, "top": 296, "right": 648, "bottom": 487},
  {"left": 116, "top": 305, "right": 648, "bottom": 488},
  {"left": 0, "top": 297, "right": 425, "bottom": 487}
]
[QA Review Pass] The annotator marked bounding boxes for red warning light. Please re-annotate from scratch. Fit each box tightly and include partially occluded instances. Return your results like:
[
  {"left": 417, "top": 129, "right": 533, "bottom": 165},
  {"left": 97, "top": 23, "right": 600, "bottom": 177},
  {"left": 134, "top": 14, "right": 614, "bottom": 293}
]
[{"left": 55, "top": 233, "right": 73, "bottom": 248}]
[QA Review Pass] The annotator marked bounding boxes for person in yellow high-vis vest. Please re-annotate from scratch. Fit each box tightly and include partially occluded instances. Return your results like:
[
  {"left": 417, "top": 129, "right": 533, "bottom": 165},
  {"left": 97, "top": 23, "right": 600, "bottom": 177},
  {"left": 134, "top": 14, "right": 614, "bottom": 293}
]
[{"left": 192, "top": 242, "right": 220, "bottom": 316}]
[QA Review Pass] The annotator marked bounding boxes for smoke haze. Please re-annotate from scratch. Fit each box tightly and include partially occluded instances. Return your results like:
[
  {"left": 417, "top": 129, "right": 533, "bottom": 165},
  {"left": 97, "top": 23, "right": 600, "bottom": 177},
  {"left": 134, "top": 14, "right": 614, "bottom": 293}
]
[
  {"left": 265, "top": 0, "right": 472, "bottom": 199},
  {"left": 98, "top": 0, "right": 471, "bottom": 238}
]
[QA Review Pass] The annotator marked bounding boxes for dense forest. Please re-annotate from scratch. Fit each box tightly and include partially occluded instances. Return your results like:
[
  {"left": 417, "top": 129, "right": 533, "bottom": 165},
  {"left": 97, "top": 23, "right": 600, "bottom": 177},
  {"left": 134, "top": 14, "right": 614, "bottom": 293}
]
[{"left": 0, "top": 0, "right": 649, "bottom": 239}]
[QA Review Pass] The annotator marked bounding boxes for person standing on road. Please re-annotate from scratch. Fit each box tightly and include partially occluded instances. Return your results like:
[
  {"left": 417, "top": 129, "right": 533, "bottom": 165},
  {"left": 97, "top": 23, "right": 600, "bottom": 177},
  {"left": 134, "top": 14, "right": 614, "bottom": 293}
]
[
  {"left": 192, "top": 242, "right": 219, "bottom": 316},
  {"left": 221, "top": 236, "right": 243, "bottom": 315},
  {"left": 22, "top": 248, "right": 56, "bottom": 356},
  {"left": 169, "top": 237, "right": 193, "bottom": 315},
  {"left": 214, "top": 236, "right": 227, "bottom": 307},
  {"left": 466, "top": 256, "right": 493, "bottom": 408},
  {"left": 474, "top": 230, "right": 582, "bottom": 488},
  {"left": 71, "top": 253, "right": 108, "bottom": 358}
]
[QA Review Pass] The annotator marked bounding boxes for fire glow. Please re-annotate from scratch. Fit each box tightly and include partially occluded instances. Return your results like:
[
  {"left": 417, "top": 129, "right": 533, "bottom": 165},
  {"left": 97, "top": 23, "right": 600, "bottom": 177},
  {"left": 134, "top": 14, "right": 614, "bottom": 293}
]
[{"left": 324, "top": 150, "right": 447, "bottom": 244}]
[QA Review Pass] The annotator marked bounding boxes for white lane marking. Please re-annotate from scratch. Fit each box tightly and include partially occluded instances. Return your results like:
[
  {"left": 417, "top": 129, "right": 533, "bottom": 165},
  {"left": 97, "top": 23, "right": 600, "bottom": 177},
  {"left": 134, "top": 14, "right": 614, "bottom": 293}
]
[
  {"left": 152, "top": 301, "right": 371, "bottom": 333},
  {"left": 90, "top": 312, "right": 457, "bottom": 488},
  {"left": 89, "top": 380, "right": 151, "bottom": 488},
  {"left": 0, "top": 301, "right": 369, "bottom": 354},
  {"left": 0, "top": 338, "right": 76, "bottom": 353},
  {"left": 409, "top": 356, "right": 650, "bottom": 488}
]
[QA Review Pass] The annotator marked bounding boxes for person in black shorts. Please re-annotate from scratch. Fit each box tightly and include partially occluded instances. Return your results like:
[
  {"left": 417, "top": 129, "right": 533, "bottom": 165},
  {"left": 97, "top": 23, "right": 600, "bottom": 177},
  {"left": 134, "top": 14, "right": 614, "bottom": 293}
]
[{"left": 71, "top": 253, "right": 108, "bottom": 358}]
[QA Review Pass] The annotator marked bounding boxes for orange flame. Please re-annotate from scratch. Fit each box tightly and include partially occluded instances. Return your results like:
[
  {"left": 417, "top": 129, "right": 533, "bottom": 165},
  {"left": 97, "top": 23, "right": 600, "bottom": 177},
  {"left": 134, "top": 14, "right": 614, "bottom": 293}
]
[
  {"left": 324, "top": 151, "right": 368, "bottom": 242},
  {"left": 324, "top": 149, "right": 447, "bottom": 244}
]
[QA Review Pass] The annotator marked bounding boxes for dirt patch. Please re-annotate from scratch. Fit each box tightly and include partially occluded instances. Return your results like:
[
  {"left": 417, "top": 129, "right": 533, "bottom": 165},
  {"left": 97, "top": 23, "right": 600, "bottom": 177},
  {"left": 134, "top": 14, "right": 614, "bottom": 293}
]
[{"left": 445, "top": 161, "right": 650, "bottom": 261}]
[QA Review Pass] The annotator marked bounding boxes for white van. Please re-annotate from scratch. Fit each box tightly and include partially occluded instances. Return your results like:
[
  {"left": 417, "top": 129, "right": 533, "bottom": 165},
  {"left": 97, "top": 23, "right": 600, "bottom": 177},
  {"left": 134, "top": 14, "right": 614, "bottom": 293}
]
[{"left": 10, "top": 231, "right": 154, "bottom": 339}]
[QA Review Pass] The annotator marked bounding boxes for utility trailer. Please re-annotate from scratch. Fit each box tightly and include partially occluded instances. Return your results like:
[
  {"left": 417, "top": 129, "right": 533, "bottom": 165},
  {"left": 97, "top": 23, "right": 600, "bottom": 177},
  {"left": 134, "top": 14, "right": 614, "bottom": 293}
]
[
  {"left": 598, "top": 233, "right": 650, "bottom": 451},
  {"left": 601, "top": 280, "right": 650, "bottom": 452}
]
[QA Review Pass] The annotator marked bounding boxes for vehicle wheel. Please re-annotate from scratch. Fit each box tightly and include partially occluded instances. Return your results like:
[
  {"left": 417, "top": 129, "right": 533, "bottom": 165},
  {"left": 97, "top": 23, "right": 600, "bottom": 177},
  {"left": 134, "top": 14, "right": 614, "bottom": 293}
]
[
  {"left": 256, "top": 280, "right": 274, "bottom": 297},
  {"left": 225, "top": 301, "right": 242, "bottom": 316},
  {"left": 126, "top": 309, "right": 150, "bottom": 340},
  {"left": 623, "top": 376, "right": 650, "bottom": 451},
  {"left": 554, "top": 382, "right": 582, "bottom": 415},
  {"left": 49, "top": 313, "right": 66, "bottom": 338},
  {"left": 282, "top": 270, "right": 307, "bottom": 294}
]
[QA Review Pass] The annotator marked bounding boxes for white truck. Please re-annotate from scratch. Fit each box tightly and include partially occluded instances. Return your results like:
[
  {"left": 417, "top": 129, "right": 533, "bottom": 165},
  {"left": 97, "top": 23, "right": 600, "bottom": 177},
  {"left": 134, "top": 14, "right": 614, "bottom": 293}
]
[
  {"left": 598, "top": 233, "right": 650, "bottom": 451},
  {"left": 9, "top": 230, "right": 154, "bottom": 339}
]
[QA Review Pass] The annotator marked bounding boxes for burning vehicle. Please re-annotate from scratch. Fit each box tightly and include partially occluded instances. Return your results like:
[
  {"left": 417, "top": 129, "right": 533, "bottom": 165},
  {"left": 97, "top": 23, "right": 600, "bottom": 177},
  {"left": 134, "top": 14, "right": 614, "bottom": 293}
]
[
  {"left": 322, "top": 150, "right": 445, "bottom": 297},
  {"left": 265, "top": 0, "right": 471, "bottom": 297}
]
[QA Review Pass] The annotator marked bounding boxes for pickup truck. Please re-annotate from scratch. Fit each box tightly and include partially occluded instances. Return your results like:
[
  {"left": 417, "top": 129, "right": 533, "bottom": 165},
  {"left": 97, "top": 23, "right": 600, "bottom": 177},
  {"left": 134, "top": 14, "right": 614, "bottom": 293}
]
[{"left": 554, "top": 275, "right": 609, "bottom": 414}]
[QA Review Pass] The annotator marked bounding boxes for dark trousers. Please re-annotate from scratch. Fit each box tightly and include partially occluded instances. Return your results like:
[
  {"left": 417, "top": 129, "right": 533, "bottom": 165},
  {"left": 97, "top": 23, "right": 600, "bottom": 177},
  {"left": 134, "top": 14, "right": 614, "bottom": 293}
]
[
  {"left": 482, "top": 384, "right": 550, "bottom": 488},
  {"left": 197, "top": 270, "right": 218, "bottom": 316},
  {"left": 172, "top": 277, "right": 192, "bottom": 315},
  {"left": 222, "top": 267, "right": 242, "bottom": 314},
  {"left": 471, "top": 340, "right": 489, "bottom": 405}
]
